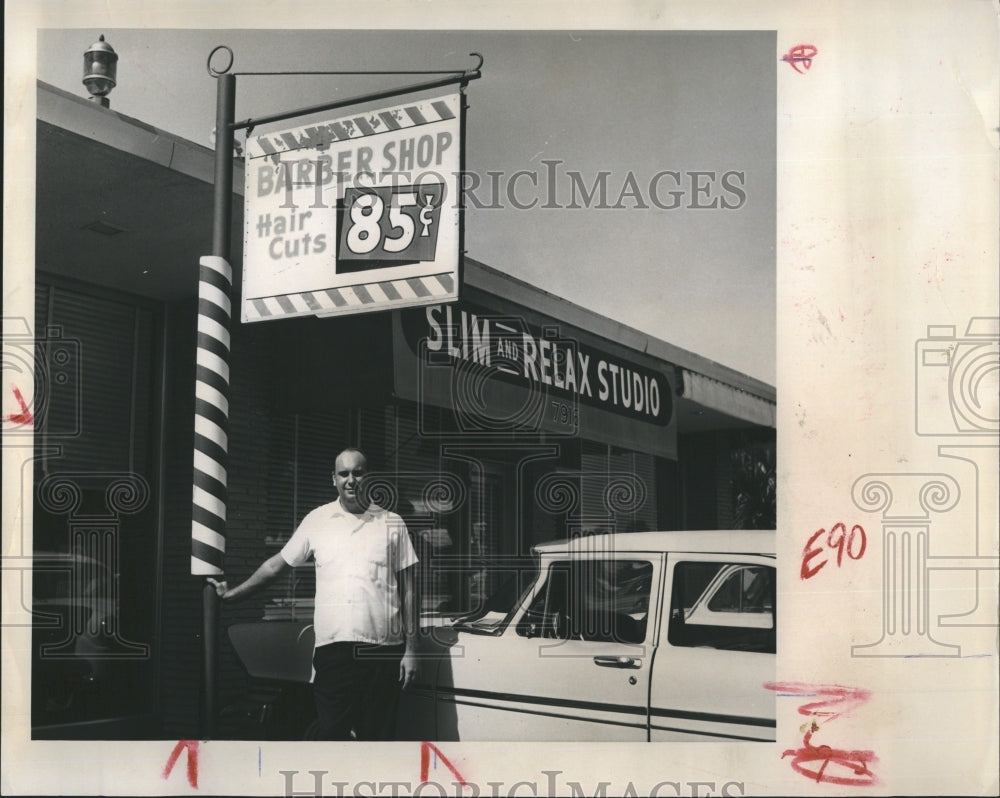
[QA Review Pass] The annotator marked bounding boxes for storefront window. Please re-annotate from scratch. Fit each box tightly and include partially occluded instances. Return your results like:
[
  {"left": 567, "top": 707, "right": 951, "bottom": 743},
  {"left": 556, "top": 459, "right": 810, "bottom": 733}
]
[
  {"left": 32, "top": 280, "right": 160, "bottom": 738},
  {"left": 667, "top": 560, "right": 775, "bottom": 653}
]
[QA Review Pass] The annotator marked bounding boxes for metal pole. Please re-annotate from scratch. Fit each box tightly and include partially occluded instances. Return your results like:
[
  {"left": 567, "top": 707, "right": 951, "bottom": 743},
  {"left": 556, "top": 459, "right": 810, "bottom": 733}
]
[
  {"left": 199, "top": 69, "right": 235, "bottom": 740},
  {"left": 458, "top": 79, "right": 469, "bottom": 304},
  {"left": 202, "top": 582, "right": 220, "bottom": 736},
  {"left": 213, "top": 73, "right": 236, "bottom": 260}
]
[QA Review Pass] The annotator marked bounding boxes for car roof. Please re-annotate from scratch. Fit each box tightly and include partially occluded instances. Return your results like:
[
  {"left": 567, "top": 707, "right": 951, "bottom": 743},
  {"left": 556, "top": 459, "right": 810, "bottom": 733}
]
[
  {"left": 33, "top": 551, "right": 109, "bottom": 568},
  {"left": 532, "top": 530, "right": 775, "bottom": 556}
]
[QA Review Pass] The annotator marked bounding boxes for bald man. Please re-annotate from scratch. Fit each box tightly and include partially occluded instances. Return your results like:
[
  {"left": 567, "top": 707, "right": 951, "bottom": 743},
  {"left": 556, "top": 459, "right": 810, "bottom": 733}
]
[{"left": 209, "top": 447, "right": 418, "bottom": 740}]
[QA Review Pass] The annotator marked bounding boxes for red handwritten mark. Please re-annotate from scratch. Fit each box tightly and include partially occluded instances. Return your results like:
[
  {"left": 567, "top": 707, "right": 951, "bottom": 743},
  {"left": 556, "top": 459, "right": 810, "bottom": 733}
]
[
  {"left": 781, "top": 44, "right": 818, "bottom": 74},
  {"left": 801, "top": 523, "right": 867, "bottom": 579},
  {"left": 766, "top": 682, "right": 878, "bottom": 787},
  {"left": 801, "top": 529, "right": 828, "bottom": 579},
  {"left": 5, "top": 385, "right": 34, "bottom": 425},
  {"left": 420, "top": 741, "right": 467, "bottom": 787},
  {"left": 163, "top": 740, "right": 199, "bottom": 789}
]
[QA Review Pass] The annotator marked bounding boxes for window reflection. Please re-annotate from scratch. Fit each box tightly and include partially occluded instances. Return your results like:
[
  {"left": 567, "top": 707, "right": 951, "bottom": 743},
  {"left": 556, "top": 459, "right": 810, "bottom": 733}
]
[{"left": 517, "top": 559, "right": 653, "bottom": 644}]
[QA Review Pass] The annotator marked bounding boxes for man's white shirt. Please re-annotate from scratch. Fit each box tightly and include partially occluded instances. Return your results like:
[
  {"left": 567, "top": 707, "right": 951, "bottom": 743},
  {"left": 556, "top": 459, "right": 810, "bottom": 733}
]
[{"left": 281, "top": 498, "right": 418, "bottom": 647}]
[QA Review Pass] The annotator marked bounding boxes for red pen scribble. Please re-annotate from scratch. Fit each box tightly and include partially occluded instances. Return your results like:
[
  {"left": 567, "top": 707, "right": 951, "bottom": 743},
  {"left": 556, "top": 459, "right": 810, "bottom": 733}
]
[
  {"left": 420, "top": 741, "right": 467, "bottom": 787},
  {"left": 766, "top": 682, "right": 878, "bottom": 787},
  {"left": 768, "top": 681, "right": 871, "bottom": 720},
  {"left": 781, "top": 44, "right": 818, "bottom": 73},
  {"left": 5, "top": 385, "right": 34, "bottom": 425},
  {"left": 163, "top": 740, "right": 199, "bottom": 789},
  {"left": 801, "top": 523, "right": 867, "bottom": 579}
]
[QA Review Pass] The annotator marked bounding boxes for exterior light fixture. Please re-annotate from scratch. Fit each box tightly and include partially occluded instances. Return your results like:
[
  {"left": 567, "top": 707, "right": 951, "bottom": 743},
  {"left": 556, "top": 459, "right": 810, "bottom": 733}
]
[{"left": 82, "top": 35, "right": 118, "bottom": 107}]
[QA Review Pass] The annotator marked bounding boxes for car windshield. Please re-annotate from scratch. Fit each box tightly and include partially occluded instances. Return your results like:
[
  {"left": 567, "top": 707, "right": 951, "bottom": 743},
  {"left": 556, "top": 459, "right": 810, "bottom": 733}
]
[{"left": 454, "top": 558, "right": 538, "bottom": 633}]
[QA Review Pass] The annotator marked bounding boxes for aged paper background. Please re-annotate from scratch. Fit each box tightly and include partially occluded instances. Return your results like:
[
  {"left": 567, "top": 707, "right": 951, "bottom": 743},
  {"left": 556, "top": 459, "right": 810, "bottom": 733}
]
[{"left": 4, "top": 1, "right": 998, "bottom": 795}]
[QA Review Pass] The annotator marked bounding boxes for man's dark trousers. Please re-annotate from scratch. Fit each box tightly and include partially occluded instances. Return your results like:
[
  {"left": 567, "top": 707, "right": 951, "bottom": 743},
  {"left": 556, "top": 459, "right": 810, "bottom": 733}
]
[{"left": 312, "top": 641, "right": 405, "bottom": 740}]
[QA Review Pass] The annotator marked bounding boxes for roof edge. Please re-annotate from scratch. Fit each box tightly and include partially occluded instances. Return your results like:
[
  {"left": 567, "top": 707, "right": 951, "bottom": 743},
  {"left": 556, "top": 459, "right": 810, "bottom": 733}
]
[
  {"left": 37, "top": 80, "right": 245, "bottom": 192},
  {"left": 463, "top": 257, "right": 775, "bottom": 401},
  {"left": 533, "top": 529, "right": 776, "bottom": 555}
]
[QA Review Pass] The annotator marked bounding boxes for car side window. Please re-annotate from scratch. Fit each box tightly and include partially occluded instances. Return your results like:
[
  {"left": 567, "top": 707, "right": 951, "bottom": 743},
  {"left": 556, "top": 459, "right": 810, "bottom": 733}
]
[
  {"left": 667, "top": 561, "right": 775, "bottom": 653},
  {"left": 516, "top": 559, "right": 652, "bottom": 644}
]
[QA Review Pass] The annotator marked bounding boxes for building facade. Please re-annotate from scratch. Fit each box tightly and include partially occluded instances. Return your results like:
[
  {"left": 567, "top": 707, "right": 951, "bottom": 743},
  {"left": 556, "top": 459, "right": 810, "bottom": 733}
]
[{"left": 29, "top": 82, "right": 775, "bottom": 739}]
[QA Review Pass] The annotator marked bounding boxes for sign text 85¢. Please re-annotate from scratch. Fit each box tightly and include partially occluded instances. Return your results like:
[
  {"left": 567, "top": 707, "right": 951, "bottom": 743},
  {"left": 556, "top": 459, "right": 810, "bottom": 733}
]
[{"left": 339, "top": 183, "right": 444, "bottom": 263}]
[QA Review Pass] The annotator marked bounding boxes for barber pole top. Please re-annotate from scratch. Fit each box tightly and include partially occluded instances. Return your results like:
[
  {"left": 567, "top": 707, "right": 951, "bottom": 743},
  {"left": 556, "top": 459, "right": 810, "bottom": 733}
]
[{"left": 191, "top": 255, "right": 232, "bottom": 576}]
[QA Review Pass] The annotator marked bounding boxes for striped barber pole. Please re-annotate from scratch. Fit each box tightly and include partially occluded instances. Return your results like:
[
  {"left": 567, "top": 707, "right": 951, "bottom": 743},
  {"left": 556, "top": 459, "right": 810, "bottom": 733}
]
[
  {"left": 191, "top": 255, "right": 231, "bottom": 576},
  {"left": 242, "top": 272, "right": 455, "bottom": 322},
  {"left": 246, "top": 96, "right": 458, "bottom": 160}
]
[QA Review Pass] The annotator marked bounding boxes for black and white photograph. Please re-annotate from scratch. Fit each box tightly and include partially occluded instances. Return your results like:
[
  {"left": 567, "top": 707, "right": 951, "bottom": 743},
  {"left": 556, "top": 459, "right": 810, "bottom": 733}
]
[
  {"left": 3, "top": 2, "right": 997, "bottom": 796},
  {"left": 27, "top": 24, "right": 777, "bottom": 743}
]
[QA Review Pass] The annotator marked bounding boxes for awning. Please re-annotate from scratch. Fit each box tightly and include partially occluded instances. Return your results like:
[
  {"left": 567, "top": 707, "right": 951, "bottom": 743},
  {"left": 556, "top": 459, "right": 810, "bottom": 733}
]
[{"left": 681, "top": 370, "right": 776, "bottom": 428}]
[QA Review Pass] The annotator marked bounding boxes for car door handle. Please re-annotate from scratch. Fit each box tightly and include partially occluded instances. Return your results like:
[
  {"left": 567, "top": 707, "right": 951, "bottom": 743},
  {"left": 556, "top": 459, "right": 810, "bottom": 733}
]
[{"left": 593, "top": 655, "right": 642, "bottom": 669}]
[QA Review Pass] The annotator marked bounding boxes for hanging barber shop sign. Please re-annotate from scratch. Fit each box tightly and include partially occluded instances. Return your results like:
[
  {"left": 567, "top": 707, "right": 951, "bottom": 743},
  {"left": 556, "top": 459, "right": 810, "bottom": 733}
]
[{"left": 241, "top": 93, "right": 461, "bottom": 322}]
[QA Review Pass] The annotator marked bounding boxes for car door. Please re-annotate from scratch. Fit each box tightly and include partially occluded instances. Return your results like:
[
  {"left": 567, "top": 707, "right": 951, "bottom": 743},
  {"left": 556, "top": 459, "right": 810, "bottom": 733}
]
[
  {"left": 649, "top": 552, "right": 776, "bottom": 741},
  {"left": 434, "top": 551, "right": 664, "bottom": 741}
]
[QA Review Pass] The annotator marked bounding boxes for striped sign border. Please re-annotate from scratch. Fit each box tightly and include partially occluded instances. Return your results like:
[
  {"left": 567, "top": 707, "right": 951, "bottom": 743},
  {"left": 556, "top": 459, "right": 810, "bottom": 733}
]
[
  {"left": 246, "top": 97, "right": 458, "bottom": 160},
  {"left": 191, "top": 255, "right": 231, "bottom": 576},
  {"left": 243, "top": 272, "right": 456, "bottom": 322}
]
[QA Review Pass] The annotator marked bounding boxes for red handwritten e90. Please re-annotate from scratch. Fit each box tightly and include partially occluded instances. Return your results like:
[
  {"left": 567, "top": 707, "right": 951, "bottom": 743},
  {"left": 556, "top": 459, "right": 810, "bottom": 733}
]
[{"left": 801, "top": 523, "right": 867, "bottom": 580}]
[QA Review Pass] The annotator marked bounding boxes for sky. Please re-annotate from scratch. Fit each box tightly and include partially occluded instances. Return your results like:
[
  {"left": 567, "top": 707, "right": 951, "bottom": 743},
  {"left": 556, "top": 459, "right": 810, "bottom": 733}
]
[{"left": 36, "top": 28, "right": 776, "bottom": 384}]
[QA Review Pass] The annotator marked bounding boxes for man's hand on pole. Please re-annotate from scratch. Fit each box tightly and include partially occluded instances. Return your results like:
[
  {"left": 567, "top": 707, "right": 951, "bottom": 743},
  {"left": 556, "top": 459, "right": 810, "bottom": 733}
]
[
  {"left": 206, "top": 578, "right": 229, "bottom": 599},
  {"left": 208, "top": 553, "right": 288, "bottom": 602}
]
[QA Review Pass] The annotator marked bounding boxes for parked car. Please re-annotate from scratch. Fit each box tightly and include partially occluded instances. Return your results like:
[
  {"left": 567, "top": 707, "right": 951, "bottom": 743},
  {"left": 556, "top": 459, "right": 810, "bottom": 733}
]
[
  {"left": 221, "top": 620, "right": 318, "bottom": 740},
  {"left": 397, "top": 530, "right": 776, "bottom": 741}
]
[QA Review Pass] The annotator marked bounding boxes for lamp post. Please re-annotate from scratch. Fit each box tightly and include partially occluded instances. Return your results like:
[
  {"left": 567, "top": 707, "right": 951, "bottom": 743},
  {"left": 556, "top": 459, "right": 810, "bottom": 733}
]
[{"left": 82, "top": 35, "right": 118, "bottom": 108}]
